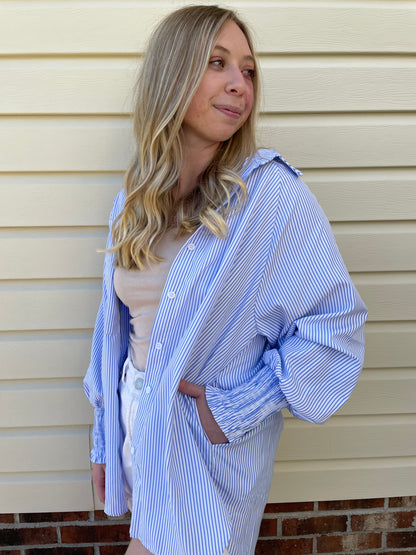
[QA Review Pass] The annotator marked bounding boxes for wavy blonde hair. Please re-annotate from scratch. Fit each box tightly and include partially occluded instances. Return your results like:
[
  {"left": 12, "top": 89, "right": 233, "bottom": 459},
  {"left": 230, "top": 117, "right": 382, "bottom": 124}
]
[{"left": 111, "top": 5, "right": 259, "bottom": 269}]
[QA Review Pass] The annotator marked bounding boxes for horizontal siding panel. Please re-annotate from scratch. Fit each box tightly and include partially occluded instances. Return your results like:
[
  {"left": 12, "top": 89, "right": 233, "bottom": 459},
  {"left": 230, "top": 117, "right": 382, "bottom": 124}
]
[
  {"left": 0, "top": 471, "right": 93, "bottom": 513},
  {"left": 365, "top": 322, "right": 416, "bottom": 369},
  {"left": 259, "top": 115, "right": 416, "bottom": 168},
  {"left": 0, "top": 332, "right": 92, "bottom": 380},
  {"left": 281, "top": 368, "right": 416, "bottom": 418},
  {"left": 1, "top": 169, "right": 414, "bottom": 227},
  {"left": 0, "top": 58, "right": 136, "bottom": 115},
  {"left": 0, "top": 382, "right": 92, "bottom": 427},
  {"left": 0, "top": 117, "right": 133, "bottom": 172},
  {"left": 2, "top": 59, "right": 416, "bottom": 114},
  {"left": 0, "top": 283, "right": 101, "bottom": 331},
  {"left": 263, "top": 60, "right": 416, "bottom": 112},
  {"left": 305, "top": 168, "right": 416, "bottom": 222},
  {"left": 1, "top": 3, "right": 415, "bottom": 54},
  {"left": 0, "top": 276, "right": 412, "bottom": 331},
  {"left": 0, "top": 173, "right": 121, "bottom": 227},
  {"left": 5, "top": 415, "right": 413, "bottom": 474},
  {"left": 333, "top": 223, "right": 416, "bottom": 273},
  {"left": 0, "top": 276, "right": 412, "bottom": 332},
  {"left": 339, "top": 368, "right": 416, "bottom": 416},
  {"left": 277, "top": 415, "right": 416, "bottom": 461},
  {"left": 353, "top": 273, "right": 416, "bottom": 321},
  {"left": 0, "top": 342, "right": 414, "bottom": 414},
  {"left": 2, "top": 224, "right": 415, "bottom": 280},
  {"left": 0, "top": 324, "right": 411, "bottom": 380},
  {"left": 0, "top": 427, "right": 90, "bottom": 472},
  {"left": 269, "top": 457, "right": 416, "bottom": 502},
  {"left": 2, "top": 115, "right": 416, "bottom": 171},
  {"left": 0, "top": 232, "right": 107, "bottom": 279}
]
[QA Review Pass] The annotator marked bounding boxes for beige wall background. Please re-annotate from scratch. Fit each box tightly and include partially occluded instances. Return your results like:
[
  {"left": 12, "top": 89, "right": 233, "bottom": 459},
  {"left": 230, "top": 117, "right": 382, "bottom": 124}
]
[{"left": 0, "top": 0, "right": 415, "bottom": 513}]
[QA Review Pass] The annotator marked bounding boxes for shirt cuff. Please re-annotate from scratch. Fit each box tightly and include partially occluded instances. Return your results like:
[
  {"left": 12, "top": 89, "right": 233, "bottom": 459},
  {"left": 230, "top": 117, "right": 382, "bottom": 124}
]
[
  {"left": 90, "top": 407, "right": 106, "bottom": 464},
  {"left": 205, "top": 354, "right": 288, "bottom": 443}
]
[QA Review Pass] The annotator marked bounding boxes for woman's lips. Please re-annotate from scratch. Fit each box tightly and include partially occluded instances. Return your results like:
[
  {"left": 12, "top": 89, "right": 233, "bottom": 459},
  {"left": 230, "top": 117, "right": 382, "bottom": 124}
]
[{"left": 214, "top": 105, "right": 242, "bottom": 119}]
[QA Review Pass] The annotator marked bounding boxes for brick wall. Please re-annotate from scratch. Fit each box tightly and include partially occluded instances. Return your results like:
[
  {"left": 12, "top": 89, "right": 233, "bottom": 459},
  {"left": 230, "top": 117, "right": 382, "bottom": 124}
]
[{"left": 0, "top": 497, "right": 415, "bottom": 554}]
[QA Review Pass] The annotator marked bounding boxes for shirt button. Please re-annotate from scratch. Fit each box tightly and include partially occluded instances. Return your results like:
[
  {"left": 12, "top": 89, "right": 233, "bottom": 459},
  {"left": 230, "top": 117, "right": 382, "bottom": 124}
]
[
  {"left": 145, "top": 386, "right": 151, "bottom": 394},
  {"left": 134, "top": 377, "right": 144, "bottom": 390},
  {"left": 131, "top": 446, "right": 135, "bottom": 455},
  {"left": 167, "top": 291, "right": 176, "bottom": 299},
  {"left": 187, "top": 243, "right": 196, "bottom": 251},
  {"left": 155, "top": 342, "right": 162, "bottom": 350}
]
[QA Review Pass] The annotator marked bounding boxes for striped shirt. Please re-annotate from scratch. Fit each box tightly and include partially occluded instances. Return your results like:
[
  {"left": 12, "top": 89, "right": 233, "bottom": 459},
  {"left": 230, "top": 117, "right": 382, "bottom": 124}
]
[{"left": 83, "top": 148, "right": 367, "bottom": 555}]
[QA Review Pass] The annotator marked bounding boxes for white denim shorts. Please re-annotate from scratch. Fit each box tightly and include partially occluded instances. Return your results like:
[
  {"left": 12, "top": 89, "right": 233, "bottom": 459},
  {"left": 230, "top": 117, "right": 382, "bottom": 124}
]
[{"left": 118, "top": 355, "right": 146, "bottom": 511}]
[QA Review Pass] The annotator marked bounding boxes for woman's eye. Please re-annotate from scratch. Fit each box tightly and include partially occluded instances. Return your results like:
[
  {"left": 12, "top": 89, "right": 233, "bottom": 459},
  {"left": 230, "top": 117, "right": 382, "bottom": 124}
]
[
  {"left": 243, "top": 68, "right": 255, "bottom": 80},
  {"left": 210, "top": 58, "right": 224, "bottom": 68}
]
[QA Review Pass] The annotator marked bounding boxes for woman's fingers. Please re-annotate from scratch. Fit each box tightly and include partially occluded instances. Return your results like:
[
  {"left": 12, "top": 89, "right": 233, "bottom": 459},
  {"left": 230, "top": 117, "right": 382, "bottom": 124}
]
[
  {"left": 178, "top": 379, "right": 204, "bottom": 398},
  {"left": 92, "top": 462, "right": 106, "bottom": 503},
  {"left": 178, "top": 380, "right": 229, "bottom": 444},
  {"left": 195, "top": 394, "right": 229, "bottom": 444}
]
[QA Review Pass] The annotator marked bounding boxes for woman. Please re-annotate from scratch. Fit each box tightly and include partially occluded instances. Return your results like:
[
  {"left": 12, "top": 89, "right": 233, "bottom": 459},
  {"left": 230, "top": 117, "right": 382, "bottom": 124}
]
[{"left": 84, "top": 5, "right": 367, "bottom": 555}]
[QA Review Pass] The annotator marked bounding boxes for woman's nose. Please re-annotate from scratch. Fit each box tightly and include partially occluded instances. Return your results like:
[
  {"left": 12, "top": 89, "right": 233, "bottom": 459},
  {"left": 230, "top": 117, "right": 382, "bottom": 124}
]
[{"left": 225, "top": 67, "right": 247, "bottom": 95}]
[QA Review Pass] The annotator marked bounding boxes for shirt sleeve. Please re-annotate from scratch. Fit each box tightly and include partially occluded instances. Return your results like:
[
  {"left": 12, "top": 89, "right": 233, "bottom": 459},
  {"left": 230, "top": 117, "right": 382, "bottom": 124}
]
[
  {"left": 205, "top": 170, "right": 368, "bottom": 443},
  {"left": 83, "top": 192, "right": 122, "bottom": 463},
  {"left": 83, "top": 292, "right": 107, "bottom": 463}
]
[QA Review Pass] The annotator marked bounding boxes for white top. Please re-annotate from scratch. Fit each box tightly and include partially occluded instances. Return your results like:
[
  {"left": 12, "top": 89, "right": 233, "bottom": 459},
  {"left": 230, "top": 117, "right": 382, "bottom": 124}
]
[{"left": 114, "top": 229, "right": 190, "bottom": 370}]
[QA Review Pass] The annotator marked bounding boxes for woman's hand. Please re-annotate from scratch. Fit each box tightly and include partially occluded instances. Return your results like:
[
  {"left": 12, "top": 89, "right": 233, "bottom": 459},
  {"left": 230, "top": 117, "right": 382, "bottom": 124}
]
[
  {"left": 178, "top": 379, "right": 229, "bottom": 444},
  {"left": 92, "top": 462, "right": 106, "bottom": 503}
]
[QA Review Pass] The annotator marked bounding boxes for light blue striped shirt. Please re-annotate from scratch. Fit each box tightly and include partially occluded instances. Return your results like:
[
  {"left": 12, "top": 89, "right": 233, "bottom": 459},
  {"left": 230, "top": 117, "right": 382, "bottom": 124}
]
[{"left": 84, "top": 149, "right": 367, "bottom": 555}]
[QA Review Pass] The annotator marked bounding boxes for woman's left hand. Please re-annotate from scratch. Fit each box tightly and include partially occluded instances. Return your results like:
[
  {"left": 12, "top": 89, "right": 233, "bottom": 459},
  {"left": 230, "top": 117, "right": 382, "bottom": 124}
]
[{"left": 178, "top": 379, "right": 229, "bottom": 444}]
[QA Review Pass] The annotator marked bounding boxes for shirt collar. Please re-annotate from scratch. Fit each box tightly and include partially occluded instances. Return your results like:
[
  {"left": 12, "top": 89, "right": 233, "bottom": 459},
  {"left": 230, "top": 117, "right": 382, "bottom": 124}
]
[{"left": 242, "top": 148, "right": 303, "bottom": 179}]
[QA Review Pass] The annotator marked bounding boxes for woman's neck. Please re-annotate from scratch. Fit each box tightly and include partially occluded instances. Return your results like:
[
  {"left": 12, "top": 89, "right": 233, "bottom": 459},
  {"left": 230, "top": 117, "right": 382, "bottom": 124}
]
[{"left": 177, "top": 140, "right": 219, "bottom": 200}]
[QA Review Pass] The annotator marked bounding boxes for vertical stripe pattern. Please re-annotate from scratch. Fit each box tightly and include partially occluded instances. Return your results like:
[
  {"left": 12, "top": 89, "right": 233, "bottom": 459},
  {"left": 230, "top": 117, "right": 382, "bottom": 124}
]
[{"left": 83, "top": 148, "right": 367, "bottom": 555}]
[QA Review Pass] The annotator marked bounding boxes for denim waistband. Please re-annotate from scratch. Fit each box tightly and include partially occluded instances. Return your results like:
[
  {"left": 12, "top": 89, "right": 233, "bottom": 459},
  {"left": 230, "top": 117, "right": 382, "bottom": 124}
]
[{"left": 121, "top": 354, "right": 146, "bottom": 389}]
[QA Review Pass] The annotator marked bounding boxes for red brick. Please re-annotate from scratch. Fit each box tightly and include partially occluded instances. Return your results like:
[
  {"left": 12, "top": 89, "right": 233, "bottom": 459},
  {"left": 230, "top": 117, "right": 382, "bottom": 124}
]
[
  {"left": 25, "top": 549, "right": 94, "bottom": 555},
  {"left": 20, "top": 511, "right": 90, "bottom": 523},
  {"left": 264, "top": 502, "right": 314, "bottom": 513},
  {"left": 317, "top": 532, "right": 381, "bottom": 552},
  {"left": 61, "top": 523, "right": 130, "bottom": 544},
  {"left": 256, "top": 537, "right": 313, "bottom": 555},
  {"left": 387, "top": 530, "right": 416, "bottom": 548},
  {"left": 0, "top": 514, "right": 14, "bottom": 523},
  {"left": 282, "top": 515, "right": 347, "bottom": 536},
  {"left": 93, "top": 510, "right": 130, "bottom": 522},
  {"left": 259, "top": 518, "right": 277, "bottom": 537},
  {"left": 318, "top": 498, "right": 384, "bottom": 511},
  {"left": 94, "top": 510, "right": 108, "bottom": 521},
  {"left": 0, "top": 551, "right": 21, "bottom": 555},
  {"left": 389, "top": 496, "right": 416, "bottom": 508},
  {"left": 352, "top": 510, "right": 416, "bottom": 531},
  {"left": 0, "top": 527, "right": 57, "bottom": 547},
  {"left": 100, "top": 546, "right": 130, "bottom": 555}
]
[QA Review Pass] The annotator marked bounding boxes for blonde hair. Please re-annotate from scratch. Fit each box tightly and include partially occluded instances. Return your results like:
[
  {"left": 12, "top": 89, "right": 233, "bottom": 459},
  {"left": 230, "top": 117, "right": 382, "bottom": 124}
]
[{"left": 111, "top": 5, "right": 259, "bottom": 269}]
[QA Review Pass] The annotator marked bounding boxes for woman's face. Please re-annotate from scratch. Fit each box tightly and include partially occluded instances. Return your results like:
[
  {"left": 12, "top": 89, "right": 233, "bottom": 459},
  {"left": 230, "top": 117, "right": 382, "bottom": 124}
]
[{"left": 182, "top": 20, "right": 255, "bottom": 152}]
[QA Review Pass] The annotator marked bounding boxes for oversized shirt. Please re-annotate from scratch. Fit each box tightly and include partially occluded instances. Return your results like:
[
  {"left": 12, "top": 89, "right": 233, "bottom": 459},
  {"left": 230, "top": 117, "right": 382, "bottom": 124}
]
[{"left": 83, "top": 148, "right": 367, "bottom": 555}]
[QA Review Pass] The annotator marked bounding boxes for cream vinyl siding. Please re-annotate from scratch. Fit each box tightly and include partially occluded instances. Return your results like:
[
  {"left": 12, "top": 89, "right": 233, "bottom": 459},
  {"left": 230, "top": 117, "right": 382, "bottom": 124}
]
[{"left": 0, "top": 0, "right": 415, "bottom": 513}]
